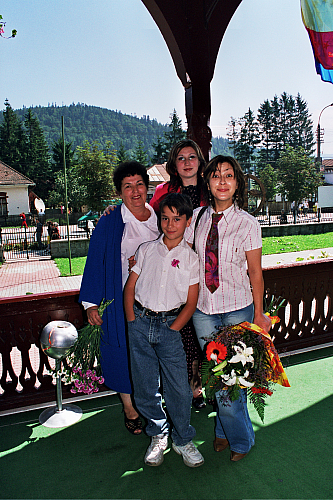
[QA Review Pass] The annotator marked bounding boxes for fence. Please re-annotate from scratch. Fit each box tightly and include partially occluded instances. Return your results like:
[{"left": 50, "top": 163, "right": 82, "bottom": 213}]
[
  {"left": 1, "top": 225, "right": 87, "bottom": 261},
  {"left": 0, "top": 259, "right": 332, "bottom": 410},
  {"left": 256, "top": 208, "right": 333, "bottom": 226}
]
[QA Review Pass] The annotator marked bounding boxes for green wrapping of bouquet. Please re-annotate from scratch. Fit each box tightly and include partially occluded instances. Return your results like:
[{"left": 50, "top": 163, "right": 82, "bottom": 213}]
[{"left": 66, "top": 298, "right": 113, "bottom": 375}]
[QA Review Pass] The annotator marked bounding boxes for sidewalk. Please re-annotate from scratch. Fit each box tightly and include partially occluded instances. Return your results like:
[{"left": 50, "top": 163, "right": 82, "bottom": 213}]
[
  {"left": 0, "top": 248, "right": 332, "bottom": 299},
  {"left": 0, "top": 256, "right": 82, "bottom": 298}
]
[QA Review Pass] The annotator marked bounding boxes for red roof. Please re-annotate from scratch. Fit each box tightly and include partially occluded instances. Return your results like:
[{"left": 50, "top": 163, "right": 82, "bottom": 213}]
[{"left": 0, "top": 160, "right": 35, "bottom": 186}]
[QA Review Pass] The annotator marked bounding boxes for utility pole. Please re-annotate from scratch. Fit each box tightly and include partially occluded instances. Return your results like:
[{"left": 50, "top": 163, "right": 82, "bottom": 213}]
[{"left": 316, "top": 103, "right": 333, "bottom": 163}]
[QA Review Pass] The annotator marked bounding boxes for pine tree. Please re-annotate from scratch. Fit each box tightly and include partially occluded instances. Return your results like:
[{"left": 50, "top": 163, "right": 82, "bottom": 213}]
[
  {"left": 132, "top": 140, "right": 148, "bottom": 166},
  {"left": 0, "top": 99, "right": 26, "bottom": 172},
  {"left": 116, "top": 141, "right": 129, "bottom": 164},
  {"left": 151, "top": 135, "right": 168, "bottom": 164},
  {"left": 163, "top": 109, "right": 186, "bottom": 150},
  {"left": 234, "top": 108, "right": 259, "bottom": 173},
  {"left": 23, "top": 108, "right": 52, "bottom": 199},
  {"left": 227, "top": 117, "right": 239, "bottom": 157},
  {"left": 293, "top": 93, "right": 315, "bottom": 154},
  {"left": 52, "top": 136, "right": 75, "bottom": 173}
]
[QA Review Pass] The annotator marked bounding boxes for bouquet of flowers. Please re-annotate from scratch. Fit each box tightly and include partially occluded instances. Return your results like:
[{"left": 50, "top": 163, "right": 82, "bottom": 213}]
[
  {"left": 201, "top": 309, "right": 290, "bottom": 423},
  {"left": 61, "top": 298, "right": 112, "bottom": 395}
]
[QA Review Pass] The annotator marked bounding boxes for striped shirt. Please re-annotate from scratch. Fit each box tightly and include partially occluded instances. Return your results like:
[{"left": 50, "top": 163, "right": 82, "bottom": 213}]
[{"left": 185, "top": 204, "right": 262, "bottom": 315}]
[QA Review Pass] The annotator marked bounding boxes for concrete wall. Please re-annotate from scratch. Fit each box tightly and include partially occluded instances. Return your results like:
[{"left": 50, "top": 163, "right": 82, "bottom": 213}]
[
  {"left": 262, "top": 221, "right": 333, "bottom": 237},
  {"left": 50, "top": 238, "right": 90, "bottom": 258}
]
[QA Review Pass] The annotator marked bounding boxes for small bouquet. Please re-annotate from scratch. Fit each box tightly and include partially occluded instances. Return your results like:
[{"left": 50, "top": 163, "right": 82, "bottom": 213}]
[
  {"left": 63, "top": 298, "right": 112, "bottom": 395},
  {"left": 201, "top": 300, "right": 290, "bottom": 422}
]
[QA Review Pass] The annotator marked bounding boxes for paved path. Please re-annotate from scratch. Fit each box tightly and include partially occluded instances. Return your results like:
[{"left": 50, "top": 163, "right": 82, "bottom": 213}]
[
  {"left": 0, "top": 256, "right": 82, "bottom": 298},
  {"left": 0, "top": 248, "right": 332, "bottom": 299}
]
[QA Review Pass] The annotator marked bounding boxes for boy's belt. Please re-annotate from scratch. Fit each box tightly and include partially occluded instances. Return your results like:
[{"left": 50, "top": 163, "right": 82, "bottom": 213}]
[{"left": 134, "top": 300, "right": 183, "bottom": 317}]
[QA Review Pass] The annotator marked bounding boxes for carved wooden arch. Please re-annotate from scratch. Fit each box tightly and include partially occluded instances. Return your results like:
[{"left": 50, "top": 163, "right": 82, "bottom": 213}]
[{"left": 141, "top": 0, "right": 242, "bottom": 160}]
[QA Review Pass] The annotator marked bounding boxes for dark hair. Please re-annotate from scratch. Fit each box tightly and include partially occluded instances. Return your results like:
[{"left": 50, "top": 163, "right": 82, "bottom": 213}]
[
  {"left": 113, "top": 161, "right": 149, "bottom": 193},
  {"left": 159, "top": 193, "right": 193, "bottom": 220},
  {"left": 166, "top": 139, "right": 206, "bottom": 193},
  {"left": 203, "top": 155, "right": 246, "bottom": 209}
]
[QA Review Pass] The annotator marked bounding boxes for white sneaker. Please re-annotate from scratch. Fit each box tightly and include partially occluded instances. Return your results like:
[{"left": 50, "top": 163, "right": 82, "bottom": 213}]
[
  {"left": 172, "top": 441, "right": 204, "bottom": 467},
  {"left": 144, "top": 434, "right": 168, "bottom": 466}
]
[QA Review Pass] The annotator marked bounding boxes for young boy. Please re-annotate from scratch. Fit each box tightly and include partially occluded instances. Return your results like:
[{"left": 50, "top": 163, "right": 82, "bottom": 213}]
[{"left": 124, "top": 193, "right": 204, "bottom": 468}]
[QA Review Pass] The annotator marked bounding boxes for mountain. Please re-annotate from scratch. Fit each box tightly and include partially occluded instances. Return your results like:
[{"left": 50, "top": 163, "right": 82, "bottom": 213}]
[{"left": 5, "top": 103, "right": 230, "bottom": 160}]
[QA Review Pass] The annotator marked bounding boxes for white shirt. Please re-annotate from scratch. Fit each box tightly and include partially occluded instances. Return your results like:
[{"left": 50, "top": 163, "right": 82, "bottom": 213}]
[
  {"left": 132, "top": 235, "right": 199, "bottom": 312},
  {"left": 185, "top": 204, "right": 262, "bottom": 315},
  {"left": 120, "top": 203, "right": 160, "bottom": 288},
  {"left": 82, "top": 203, "right": 159, "bottom": 310}
]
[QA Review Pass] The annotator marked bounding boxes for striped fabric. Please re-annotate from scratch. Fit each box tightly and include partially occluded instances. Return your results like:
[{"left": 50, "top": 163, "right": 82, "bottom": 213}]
[
  {"left": 185, "top": 204, "right": 262, "bottom": 315},
  {"left": 301, "top": 0, "right": 333, "bottom": 83}
]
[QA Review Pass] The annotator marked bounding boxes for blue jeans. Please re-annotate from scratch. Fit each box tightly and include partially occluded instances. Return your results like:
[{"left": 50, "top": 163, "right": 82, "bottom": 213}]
[
  {"left": 127, "top": 304, "right": 195, "bottom": 446},
  {"left": 192, "top": 304, "right": 255, "bottom": 454}
]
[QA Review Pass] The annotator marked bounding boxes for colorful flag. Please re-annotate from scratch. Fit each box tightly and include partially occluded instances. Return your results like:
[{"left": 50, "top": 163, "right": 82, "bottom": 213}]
[{"left": 301, "top": 0, "right": 333, "bottom": 83}]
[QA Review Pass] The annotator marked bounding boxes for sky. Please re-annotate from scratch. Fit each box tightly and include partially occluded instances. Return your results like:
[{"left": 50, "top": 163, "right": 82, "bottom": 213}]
[{"left": 1, "top": 0, "right": 333, "bottom": 156}]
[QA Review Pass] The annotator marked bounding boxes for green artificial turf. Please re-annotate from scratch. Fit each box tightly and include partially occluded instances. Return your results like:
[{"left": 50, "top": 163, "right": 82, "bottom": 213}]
[{"left": 1, "top": 347, "right": 332, "bottom": 500}]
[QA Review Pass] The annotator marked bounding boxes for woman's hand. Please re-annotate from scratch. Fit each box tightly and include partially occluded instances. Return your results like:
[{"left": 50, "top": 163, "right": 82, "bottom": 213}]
[
  {"left": 253, "top": 312, "right": 272, "bottom": 333},
  {"left": 87, "top": 307, "right": 103, "bottom": 326},
  {"left": 102, "top": 205, "right": 116, "bottom": 216}
]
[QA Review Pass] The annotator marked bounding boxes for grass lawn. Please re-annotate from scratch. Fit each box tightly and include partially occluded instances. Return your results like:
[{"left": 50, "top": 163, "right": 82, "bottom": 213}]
[
  {"left": 53, "top": 232, "right": 333, "bottom": 276},
  {"left": 262, "top": 232, "right": 333, "bottom": 255},
  {"left": 54, "top": 256, "right": 87, "bottom": 276}
]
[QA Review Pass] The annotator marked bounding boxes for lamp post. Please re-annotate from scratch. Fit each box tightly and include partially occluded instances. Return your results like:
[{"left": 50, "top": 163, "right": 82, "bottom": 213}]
[{"left": 316, "top": 103, "right": 333, "bottom": 163}]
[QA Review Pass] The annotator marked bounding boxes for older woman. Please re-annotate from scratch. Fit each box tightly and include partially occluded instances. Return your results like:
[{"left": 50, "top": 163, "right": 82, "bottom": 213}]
[{"left": 79, "top": 161, "right": 160, "bottom": 435}]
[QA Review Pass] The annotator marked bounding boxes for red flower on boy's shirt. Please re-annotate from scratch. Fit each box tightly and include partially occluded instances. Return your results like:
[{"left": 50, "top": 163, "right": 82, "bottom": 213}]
[{"left": 171, "top": 259, "right": 180, "bottom": 268}]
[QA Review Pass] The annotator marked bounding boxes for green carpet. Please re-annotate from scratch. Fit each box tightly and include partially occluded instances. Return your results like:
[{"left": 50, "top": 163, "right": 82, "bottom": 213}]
[{"left": 1, "top": 347, "right": 332, "bottom": 500}]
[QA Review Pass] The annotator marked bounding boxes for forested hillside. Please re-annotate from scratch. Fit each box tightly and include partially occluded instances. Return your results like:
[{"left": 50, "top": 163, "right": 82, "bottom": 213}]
[{"left": 8, "top": 103, "right": 229, "bottom": 159}]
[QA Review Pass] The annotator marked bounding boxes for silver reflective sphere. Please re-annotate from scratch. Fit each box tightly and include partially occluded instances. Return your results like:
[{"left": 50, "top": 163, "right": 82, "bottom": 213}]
[{"left": 40, "top": 320, "right": 78, "bottom": 359}]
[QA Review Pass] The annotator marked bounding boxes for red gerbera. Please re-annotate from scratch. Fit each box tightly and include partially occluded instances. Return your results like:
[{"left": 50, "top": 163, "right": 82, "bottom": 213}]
[{"left": 206, "top": 341, "right": 227, "bottom": 362}]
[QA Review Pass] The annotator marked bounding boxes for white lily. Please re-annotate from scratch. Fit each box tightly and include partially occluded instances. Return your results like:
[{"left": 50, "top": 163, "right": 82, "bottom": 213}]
[
  {"left": 229, "top": 341, "right": 254, "bottom": 367},
  {"left": 238, "top": 370, "right": 255, "bottom": 388},
  {"left": 221, "top": 369, "right": 237, "bottom": 386},
  {"left": 221, "top": 369, "right": 254, "bottom": 388}
]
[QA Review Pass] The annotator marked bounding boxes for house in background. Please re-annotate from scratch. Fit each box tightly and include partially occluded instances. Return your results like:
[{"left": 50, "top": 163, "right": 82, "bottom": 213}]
[
  {"left": 0, "top": 160, "right": 35, "bottom": 218},
  {"left": 146, "top": 163, "right": 169, "bottom": 201},
  {"left": 322, "top": 159, "right": 333, "bottom": 185}
]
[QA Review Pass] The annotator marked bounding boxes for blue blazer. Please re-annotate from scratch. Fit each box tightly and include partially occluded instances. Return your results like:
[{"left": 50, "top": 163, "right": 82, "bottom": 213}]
[{"left": 79, "top": 205, "right": 132, "bottom": 394}]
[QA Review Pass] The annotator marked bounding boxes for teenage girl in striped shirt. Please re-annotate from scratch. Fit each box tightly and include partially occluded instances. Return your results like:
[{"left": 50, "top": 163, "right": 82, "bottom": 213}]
[{"left": 185, "top": 155, "right": 271, "bottom": 461}]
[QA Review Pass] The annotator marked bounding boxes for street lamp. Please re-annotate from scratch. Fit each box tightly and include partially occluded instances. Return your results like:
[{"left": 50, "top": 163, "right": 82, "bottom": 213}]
[{"left": 316, "top": 103, "right": 333, "bottom": 163}]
